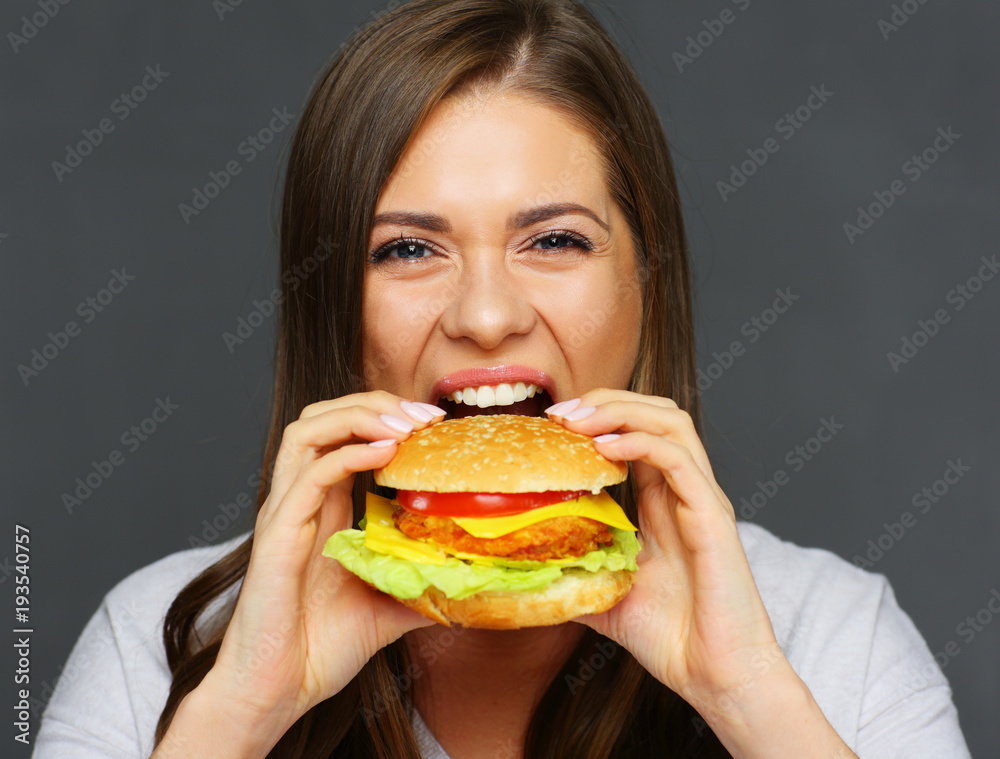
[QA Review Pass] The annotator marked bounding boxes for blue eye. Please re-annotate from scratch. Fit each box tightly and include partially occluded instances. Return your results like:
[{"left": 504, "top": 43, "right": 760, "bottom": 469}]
[
  {"left": 368, "top": 236, "right": 430, "bottom": 263},
  {"left": 367, "top": 230, "right": 594, "bottom": 265}
]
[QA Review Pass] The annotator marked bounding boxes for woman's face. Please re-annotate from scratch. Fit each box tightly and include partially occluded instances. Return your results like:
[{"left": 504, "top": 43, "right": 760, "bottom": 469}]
[{"left": 361, "top": 91, "right": 642, "bottom": 412}]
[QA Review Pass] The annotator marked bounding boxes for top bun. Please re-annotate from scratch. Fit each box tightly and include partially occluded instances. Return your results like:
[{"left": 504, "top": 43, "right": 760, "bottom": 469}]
[{"left": 375, "top": 413, "right": 628, "bottom": 493}]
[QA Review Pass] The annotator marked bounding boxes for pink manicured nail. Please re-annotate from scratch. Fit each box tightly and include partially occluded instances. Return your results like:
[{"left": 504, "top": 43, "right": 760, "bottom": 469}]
[
  {"left": 369, "top": 438, "right": 397, "bottom": 447},
  {"left": 400, "top": 401, "right": 434, "bottom": 422},
  {"left": 593, "top": 433, "right": 620, "bottom": 443},
  {"left": 413, "top": 401, "right": 448, "bottom": 417},
  {"left": 379, "top": 414, "right": 414, "bottom": 433},
  {"left": 545, "top": 397, "right": 581, "bottom": 416},
  {"left": 564, "top": 406, "right": 596, "bottom": 421}
]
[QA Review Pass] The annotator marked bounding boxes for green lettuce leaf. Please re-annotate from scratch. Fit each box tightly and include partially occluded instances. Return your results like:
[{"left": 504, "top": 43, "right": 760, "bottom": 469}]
[{"left": 323, "top": 528, "right": 640, "bottom": 601}]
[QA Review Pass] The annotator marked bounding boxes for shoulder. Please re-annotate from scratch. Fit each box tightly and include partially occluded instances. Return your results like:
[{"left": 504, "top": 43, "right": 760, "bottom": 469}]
[
  {"left": 102, "top": 531, "right": 250, "bottom": 636},
  {"left": 736, "top": 519, "right": 887, "bottom": 655},
  {"left": 37, "top": 533, "right": 251, "bottom": 757},
  {"left": 735, "top": 520, "right": 961, "bottom": 750},
  {"left": 77, "top": 529, "right": 251, "bottom": 680}
]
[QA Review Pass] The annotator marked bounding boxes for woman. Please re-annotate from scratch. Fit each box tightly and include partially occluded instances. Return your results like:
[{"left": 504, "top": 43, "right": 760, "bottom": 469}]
[{"left": 35, "top": 0, "right": 970, "bottom": 757}]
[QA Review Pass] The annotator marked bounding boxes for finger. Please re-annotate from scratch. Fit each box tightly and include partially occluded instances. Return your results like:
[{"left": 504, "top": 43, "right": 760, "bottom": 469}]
[
  {"left": 561, "top": 390, "right": 730, "bottom": 504},
  {"left": 266, "top": 403, "right": 427, "bottom": 514},
  {"left": 551, "top": 399, "right": 714, "bottom": 480},
  {"left": 574, "top": 559, "right": 682, "bottom": 652},
  {"left": 550, "top": 387, "right": 680, "bottom": 412},
  {"left": 580, "top": 388, "right": 679, "bottom": 409},
  {"left": 593, "top": 431, "right": 737, "bottom": 538},
  {"left": 257, "top": 440, "right": 399, "bottom": 540},
  {"left": 549, "top": 390, "right": 731, "bottom": 508},
  {"left": 366, "top": 591, "right": 439, "bottom": 647},
  {"left": 298, "top": 390, "right": 447, "bottom": 422}
]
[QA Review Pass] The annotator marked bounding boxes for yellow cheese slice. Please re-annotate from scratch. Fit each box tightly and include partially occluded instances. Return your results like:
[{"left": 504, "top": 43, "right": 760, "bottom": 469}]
[
  {"left": 363, "top": 491, "right": 448, "bottom": 565},
  {"left": 451, "top": 490, "right": 637, "bottom": 538}
]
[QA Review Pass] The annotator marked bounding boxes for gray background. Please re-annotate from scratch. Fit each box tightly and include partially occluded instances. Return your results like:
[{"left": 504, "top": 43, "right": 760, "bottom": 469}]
[{"left": 2, "top": 0, "right": 997, "bottom": 756}]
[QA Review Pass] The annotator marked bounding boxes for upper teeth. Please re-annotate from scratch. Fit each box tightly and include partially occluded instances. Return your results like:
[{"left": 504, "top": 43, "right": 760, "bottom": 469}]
[{"left": 448, "top": 382, "right": 538, "bottom": 408}]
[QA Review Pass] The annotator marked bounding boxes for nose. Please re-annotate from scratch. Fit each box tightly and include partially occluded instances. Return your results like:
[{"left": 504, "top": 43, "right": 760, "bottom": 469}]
[{"left": 439, "top": 249, "right": 535, "bottom": 350}]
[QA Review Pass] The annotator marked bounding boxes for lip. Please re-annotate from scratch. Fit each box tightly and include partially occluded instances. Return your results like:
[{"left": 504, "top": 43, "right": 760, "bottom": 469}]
[{"left": 430, "top": 364, "right": 556, "bottom": 406}]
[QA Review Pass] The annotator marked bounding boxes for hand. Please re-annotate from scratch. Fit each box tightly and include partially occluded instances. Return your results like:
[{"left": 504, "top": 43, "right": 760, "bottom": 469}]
[
  {"left": 547, "top": 389, "right": 790, "bottom": 719},
  {"left": 202, "top": 392, "right": 445, "bottom": 744}
]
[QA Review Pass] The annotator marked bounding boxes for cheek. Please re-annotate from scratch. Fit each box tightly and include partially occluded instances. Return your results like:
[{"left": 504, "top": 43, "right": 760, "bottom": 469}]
[
  {"left": 361, "top": 283, "right": 407, "bottom": 389},
  {"left": 361, "top": 280, "right": 439, "bottom": 389},
  {"left": 547, "top": 271, "right": 641, "bottom": 371}
]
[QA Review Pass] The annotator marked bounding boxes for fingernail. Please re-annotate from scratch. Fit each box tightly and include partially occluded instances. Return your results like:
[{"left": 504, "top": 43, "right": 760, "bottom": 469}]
[
  {"left": 564, "top": 406, "right": 596, "bottom": 421},
  {"left": 593, "top": 433, "right": 620, "bottom": 443},
  {"left": 379, "top": 414, "right": 414, "bottom": 433},
  {"left": 413, "top": 401, "right": 448, "bottom": 417},
  {"left": 400, "top": 401, "right": 434, "bottom": 422},
  {"left": 369, "top": 438, "right": 397, "bottom": 447},
  {"left": 545, "top": 398, "right": 581, "bottom": 416}
]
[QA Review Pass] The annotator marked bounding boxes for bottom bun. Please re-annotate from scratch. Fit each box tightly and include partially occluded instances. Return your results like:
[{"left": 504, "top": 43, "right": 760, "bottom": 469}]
[{"left": 398, "top": 568, "right": 636, "bottom": 629}]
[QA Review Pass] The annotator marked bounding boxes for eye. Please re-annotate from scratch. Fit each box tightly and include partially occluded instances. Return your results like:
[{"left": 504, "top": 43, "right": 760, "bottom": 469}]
[
  {"left": 367, "top": 229, "right": 595, "bottom": 266},
  {"left": 528, "top": 230, "right": 594, "bottom": 253},
  {"left": 368, "top": 236, "right": 434, "bottom": 264}
]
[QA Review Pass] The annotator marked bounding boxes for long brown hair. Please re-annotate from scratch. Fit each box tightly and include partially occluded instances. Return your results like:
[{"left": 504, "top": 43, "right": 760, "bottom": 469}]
[{"left": 156, "top": 0, "right": 729, "bottom": 755}]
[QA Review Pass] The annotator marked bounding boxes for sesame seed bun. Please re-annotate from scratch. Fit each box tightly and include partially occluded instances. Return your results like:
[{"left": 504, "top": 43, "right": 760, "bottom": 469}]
[
  {"left": 399, "top": 567, "right": 635, "bottom": 629},
  {"left": 374, "top": 413, "right": 628, "bottom": 493}
]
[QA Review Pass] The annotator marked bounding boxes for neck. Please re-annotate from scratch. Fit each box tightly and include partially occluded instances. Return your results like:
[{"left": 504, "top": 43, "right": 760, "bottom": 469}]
[{"left": 404, "top": 623, "right": 586, "bottom": 755}]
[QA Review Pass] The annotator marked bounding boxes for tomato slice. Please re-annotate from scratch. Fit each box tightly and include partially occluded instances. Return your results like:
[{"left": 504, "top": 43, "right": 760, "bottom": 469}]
[{"left": 396, "top": 489, "right": 590, "bottom": 518}]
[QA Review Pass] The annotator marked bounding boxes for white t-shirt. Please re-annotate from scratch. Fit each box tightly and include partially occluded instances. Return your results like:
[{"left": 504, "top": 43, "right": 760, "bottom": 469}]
[{"left": 32, "top": 521, "right": 971, "bottom": 758}]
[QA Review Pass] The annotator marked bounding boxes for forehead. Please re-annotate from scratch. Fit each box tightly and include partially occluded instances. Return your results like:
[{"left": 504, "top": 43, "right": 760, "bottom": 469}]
[{"left": 377, "top": 92, "right": 610, "bottom": 217}]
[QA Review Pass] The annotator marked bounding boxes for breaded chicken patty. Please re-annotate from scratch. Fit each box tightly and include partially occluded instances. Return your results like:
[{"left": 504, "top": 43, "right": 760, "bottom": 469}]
[{"left": 393, "top": 509, "right": 614, "bottom": 562}]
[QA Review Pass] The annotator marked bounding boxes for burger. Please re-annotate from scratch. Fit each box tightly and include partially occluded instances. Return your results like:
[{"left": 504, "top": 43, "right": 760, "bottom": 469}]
[{"left": 323, "top": 412, "right": 640, "bottom": 629}]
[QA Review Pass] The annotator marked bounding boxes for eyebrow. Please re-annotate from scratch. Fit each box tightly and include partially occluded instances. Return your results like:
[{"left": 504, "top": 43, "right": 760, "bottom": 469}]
[{"left": 371, "top": 202, "right": 611, "bottom": 234}]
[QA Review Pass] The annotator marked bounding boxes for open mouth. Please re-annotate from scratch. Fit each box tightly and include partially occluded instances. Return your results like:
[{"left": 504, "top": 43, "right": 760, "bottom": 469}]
[{"left": 435, "top": 385, "right": 553, "bottom": 420}]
